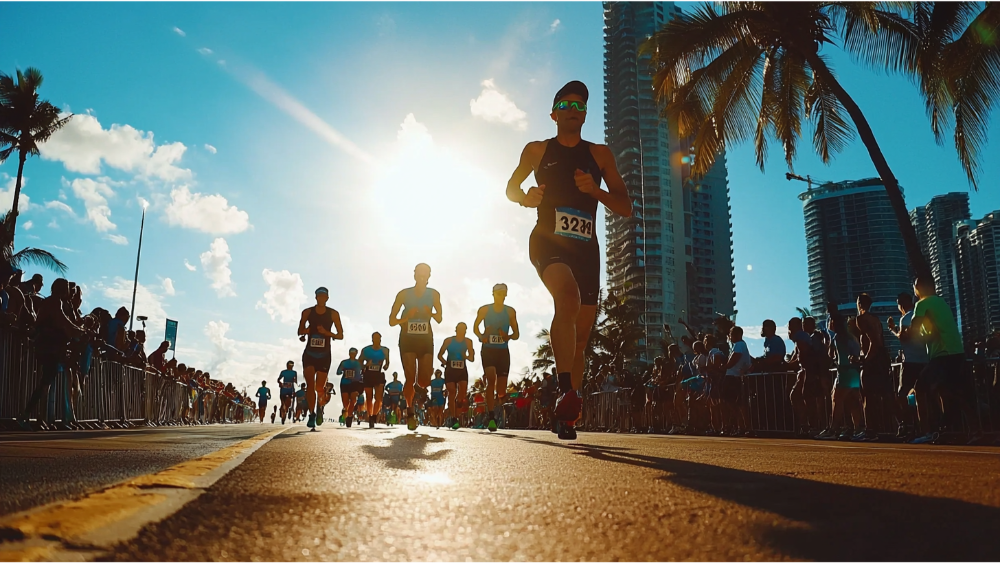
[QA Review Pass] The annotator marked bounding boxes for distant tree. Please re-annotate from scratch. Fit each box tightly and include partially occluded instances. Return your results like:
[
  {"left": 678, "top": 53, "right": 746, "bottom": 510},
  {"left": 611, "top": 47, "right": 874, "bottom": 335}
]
[
  {"left": 531, "top": 328, "right": 555, "bottom": 373},
  {"left": 0, "top": 67, "right": 72, "bottom": 242},
  {"left": 0, "top": 212, "right": 66, "bottom": 274}
]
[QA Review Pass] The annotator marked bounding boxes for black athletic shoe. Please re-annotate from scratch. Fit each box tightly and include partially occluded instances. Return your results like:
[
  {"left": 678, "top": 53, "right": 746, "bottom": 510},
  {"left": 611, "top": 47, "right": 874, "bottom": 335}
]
[
  {"left": 557, "top": 424, "right": 577, "bottom": 441},
  {"left": 346, "top": 416, "right": 353, "bottom": 428},
  {"left": 369, "top": 415, "right": 375, "bottom": 429}
]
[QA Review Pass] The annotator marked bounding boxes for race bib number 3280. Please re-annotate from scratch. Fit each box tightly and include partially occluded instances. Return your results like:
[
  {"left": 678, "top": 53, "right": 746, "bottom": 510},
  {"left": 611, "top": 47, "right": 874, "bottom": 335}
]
[
  {"left": 407, "top": 321, "right": 429, "bottom": 335},
  {"left": 554, "top": 207, "right": 593, "bottom": 241}
]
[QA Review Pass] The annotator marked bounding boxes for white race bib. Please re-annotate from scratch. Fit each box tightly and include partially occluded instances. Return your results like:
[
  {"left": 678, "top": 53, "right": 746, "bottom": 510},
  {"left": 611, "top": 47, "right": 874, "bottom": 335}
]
[
  {"left": 343, "top": 370, "right": 354, "bottom": 380},
  {"left": 488, "top": 334, "right": 505, "bottom": 345},
  {"left": 407, "top": 321, "right": 429, "bottom": 335},
  {"left": 367, "top": 363, "right": 381, "bottom": 373},
  {"left": 449, "top": 360, "right": 465, "bottom": 370},
  {"left": 554, "top": 207, "right": 593, "bottom": 241},
  {"left": 309, "top": 336, "right": 325, "bottom": 348}
]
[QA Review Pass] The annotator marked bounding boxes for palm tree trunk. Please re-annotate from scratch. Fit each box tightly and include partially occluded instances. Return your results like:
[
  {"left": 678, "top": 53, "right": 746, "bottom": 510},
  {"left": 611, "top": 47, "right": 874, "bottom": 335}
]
[
  {"left": 9, "top": 151, "right": 26, "bottom": 241},
  {"left": 805, "top": 53, "right": 932, "bottom": 282}
]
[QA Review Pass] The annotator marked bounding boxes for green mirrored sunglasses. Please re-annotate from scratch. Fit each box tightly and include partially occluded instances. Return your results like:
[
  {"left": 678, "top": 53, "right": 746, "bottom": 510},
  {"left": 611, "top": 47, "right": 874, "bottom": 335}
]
[{"left": 552, "top": 100, "right": 587, "bottom": 112}]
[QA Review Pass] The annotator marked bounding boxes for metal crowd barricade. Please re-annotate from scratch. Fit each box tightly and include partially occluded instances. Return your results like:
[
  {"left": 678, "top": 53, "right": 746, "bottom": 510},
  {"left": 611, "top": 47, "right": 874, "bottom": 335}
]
[{"left": 1, "top": 326, "right": 252, "bottom": 428}]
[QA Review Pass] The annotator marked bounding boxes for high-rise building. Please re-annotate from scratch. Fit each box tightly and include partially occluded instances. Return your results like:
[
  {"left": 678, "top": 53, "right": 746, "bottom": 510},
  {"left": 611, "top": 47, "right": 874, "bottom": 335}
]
[
  {"left": 955, "top": 211, "right": 1000, "bottom": 349},
  {"left": 603, "top": 1, "right": 734, "bottom": 364},
  {"left": 909, "top": 193, "right": 970, "bottom": 319},
  {"left": 799, "top": 178, "right": 911, "bottom": 351}
]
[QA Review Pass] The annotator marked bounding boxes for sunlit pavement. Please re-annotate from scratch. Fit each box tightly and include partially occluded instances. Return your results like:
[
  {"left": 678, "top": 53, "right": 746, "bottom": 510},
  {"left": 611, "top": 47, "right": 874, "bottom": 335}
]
[{"left": 82, "top": 423, "right": 999, "bottom": 562}]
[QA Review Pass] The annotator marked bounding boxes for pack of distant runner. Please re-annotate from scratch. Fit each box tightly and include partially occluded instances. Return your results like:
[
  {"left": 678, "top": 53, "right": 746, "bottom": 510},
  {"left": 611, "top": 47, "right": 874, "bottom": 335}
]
[{"left": 257, "top": 81, "right": 631, "bottom": 440}]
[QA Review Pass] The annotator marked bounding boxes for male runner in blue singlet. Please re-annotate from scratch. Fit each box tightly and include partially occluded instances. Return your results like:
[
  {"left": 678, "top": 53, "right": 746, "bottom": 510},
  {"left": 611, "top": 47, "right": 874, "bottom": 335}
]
[
  {"left": 428, "top": 370, "right": 446, "bottom": 428},
  {"left": 297, "top": 287, "right": 344, "bottom": 430},
  {"left": 361, "top": 333, "right": 391, "bottom": 429},
  {"left": 277, "top": 361, "right": 297, "bottom": 424},
  {"left": 294, "top": 383, "right": 307, "bottom": 422},
  {"left": 389, "top": 264, "right": 442, "bottom": 431},
  {"left": 473, "top": 283, "right": 520, "bottom": 432},
  {"left": 255, "top": 381, "right": 271, "bottom": 423},
  {"left": 438, "top": 323, "right": 476, "bottom": 430},
  {"left": 385, "top": 372, "right": 404, "bottom": 425},
  {"left": 506, "top": 81, "right": 632, "bottom": 439},
  {"left": 337, "top": 348, "right": 364, "bottom": 427}
]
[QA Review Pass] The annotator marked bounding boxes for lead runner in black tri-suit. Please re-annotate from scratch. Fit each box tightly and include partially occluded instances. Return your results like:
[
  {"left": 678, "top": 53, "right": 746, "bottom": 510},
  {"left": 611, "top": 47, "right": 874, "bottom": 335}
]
[
  {"left": 505, "top": 80, "right": 632, "bottom": 440},
  {"left": 297, "top": 287, "right": 344, "bottom": 430}
]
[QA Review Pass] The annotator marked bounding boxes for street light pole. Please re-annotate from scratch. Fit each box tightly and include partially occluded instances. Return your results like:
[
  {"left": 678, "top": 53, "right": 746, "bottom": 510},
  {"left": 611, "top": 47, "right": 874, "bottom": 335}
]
[{"left": 129, "top": 203, "right": 148, "bottom": 332}]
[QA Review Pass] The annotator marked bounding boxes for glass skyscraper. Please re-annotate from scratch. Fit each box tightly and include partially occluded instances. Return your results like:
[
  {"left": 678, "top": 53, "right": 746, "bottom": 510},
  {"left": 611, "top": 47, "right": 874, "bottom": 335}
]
[{"left": 603, "top": 1, "right": 735, "bottom": 364}]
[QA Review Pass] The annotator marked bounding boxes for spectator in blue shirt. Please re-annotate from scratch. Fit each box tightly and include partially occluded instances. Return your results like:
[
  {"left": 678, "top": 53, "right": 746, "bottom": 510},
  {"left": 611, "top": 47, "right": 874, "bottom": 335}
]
[{"left": 756, "top": 319, "right": 786, "bottom": 372}]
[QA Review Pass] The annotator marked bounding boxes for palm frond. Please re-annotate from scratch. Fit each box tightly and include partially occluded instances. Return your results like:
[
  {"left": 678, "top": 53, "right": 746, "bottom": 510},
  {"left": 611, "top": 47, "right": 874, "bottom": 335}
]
[
  {"left": 7, "top": 248, "right": 68, "bottom": 275},
  {"left": 805, "top": 56, "right": 856, "bottom": 162}
]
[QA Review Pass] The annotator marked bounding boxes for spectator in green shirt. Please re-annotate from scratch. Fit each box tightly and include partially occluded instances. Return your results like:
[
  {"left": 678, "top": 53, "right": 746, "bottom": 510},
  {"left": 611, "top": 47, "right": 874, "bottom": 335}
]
[{"left": 908, "top": 276, "right": 984, "bottom": 445}]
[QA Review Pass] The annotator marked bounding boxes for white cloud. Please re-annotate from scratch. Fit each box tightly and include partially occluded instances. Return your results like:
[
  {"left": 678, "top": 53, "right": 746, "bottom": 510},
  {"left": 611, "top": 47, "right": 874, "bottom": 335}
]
[
  {"left": 184, "top": 259, "right": 197, "bottom": 271},
  {"left": 549, "top": 19, "right": 561, "bottom": 33},
  {"left": 48, "top": 219, "right": 59, "bottom": 229},
  {"left": 40, "top": 113, "right": 192, "bottom": 182},
  {"left": 1, "top": 174, "right": 29, "bottom": 213},
  {"left": 164, "top": 185, "right": 250, "bottom": 235},
  {"left": 470, "top": 79, "right": 528, "bottom": 130},
  {"left": 256, "top": 269, "right": 307, "bottom": 324},
  {"left": 224, "top": 63, "right": 375, "bottom": 164},
  {"left": 162, "top": 277, "right": 176, "bottom": 296},
  {"left": 747, "top": 264, "right": 753, "bottom": 271},
  {"left": 197, "top": 47, "right": 213, "bottom": 55},
  {"left": 172, "top": 26, "right": 186, "bottom": 37},
  {"left": 200, "top": 237, "right": 235, "bottom": 297},
  {"left": 105, "top": 234, "right": 129, "bottom": 245},
  {"left": 204, "top": 144, "right": 217, "bottom": 154},
  {"left": 93, "top": 277, "right": 168, "bottom": 334},
  {"left": 45, "top": 201, "right": 75, "bottom": 215},
  {"left": 23, "top": 220, "right": 33, "bottom": 230},
  {"left": 69, "top": 178, "right": 117, "bottom": 232}
]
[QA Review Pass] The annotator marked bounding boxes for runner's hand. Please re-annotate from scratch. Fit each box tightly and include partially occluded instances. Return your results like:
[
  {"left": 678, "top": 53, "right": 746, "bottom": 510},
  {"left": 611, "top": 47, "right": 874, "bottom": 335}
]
[
  {"left": 522, "top": 185, "right": 545, "bottom": 207},
  {"left": 575, "top": 169, "right": 597, "bottom": 195},
  {"left": 887, "top": 317, "right": 896, "bottom": 331}
]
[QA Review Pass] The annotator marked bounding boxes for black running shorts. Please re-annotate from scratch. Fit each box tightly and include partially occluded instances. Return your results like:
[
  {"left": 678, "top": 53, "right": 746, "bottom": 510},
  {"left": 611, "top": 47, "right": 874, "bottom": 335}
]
[
  {"left": 302, "top": 351, "right": 332, "bottom": 373},
  {"left": 444, "top": 367, "right": 469, "bottom": 384},
  {"left": 481, "top": 347, "right": 511, "bottom": 377},
  {"left": 528, "top": 227, "right": 600, "bottom": 306},
  {"left": 399, "top": 333, "right": 434, "bottom": 356},
  {"left": 363, "top": 370, "right": 386, "bottom": 388}
]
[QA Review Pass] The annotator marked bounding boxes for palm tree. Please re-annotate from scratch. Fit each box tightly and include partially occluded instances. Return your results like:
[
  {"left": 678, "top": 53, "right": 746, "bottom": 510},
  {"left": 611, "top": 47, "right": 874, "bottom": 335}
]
[
  {"left": 644, "top": 2, "right": 933, "bottom": 280},
  {"left": 893, "top": 3, "right": 1000, "bottom": 190},
  {"left": 589, "top": 289, "right": 644, "bottom": 372},
  {"left": 0, "top": 67, "right": 72, "bottom": 241},
  {"left": 795, "top": 306, "right": 815, "bottom": 319},
  {"left": 0, "top": 212, "right": 67, "bottom": 274},
  {"left": 531, "top": 328, "right": 554, "bottom": 372}
]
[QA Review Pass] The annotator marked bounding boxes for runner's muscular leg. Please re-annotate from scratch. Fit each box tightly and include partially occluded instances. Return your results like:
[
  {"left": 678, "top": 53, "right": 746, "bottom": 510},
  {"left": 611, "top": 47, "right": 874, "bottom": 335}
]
[
  {"left": 484, "top": 367, "right": 497, "bottom": 412},
  {"left": 446, "top": 381, "right": 457, "bottom": 419},
  {"left": 572, "top": 304, "right": 598, "bottom": 392},
  {"left": 417, "top": 353, "right": 433, "bottom": 389},
  {"left": 541, "top": 263, "right": 581, "bottom": 375},
  {"left": 373, "top": 384, "right": 385, "bottom": 416},
  {"left": 315, "top": 372, "right": 328, "bottom": 412},
  {"left": 304, "top": 366, "right": 317, "bottom": 412},
  {"left": 402, "top": 352, "right": 417, "bottom": 407}
]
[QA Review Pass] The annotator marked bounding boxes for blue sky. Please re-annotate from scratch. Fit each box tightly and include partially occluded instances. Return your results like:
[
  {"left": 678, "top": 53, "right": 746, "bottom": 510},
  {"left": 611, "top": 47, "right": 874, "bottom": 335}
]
[{"left": 2, "top": 2, "right": 997, "bottom": 391}]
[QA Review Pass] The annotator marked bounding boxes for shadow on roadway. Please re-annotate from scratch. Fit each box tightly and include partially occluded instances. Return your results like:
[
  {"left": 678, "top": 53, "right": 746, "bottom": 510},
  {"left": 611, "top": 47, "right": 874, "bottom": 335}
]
[
  {"left": 361, "top": 433, "right": 451, "bottom": 471},
  {"left": 516, "top": 437, "right": 1000, "bottom": 561}
]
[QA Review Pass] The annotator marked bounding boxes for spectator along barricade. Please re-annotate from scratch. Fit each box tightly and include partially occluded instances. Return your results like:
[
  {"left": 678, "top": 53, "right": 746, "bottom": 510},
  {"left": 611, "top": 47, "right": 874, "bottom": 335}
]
[{"left": 1, "top": 268, "right": 256, "bottom": 432}]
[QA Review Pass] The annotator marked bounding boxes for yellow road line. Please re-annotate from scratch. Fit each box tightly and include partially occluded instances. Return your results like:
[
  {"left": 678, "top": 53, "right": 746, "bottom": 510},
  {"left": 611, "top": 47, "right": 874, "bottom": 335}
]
[{"left": 0, "top": 427, "right": 285, "bottom": 562}]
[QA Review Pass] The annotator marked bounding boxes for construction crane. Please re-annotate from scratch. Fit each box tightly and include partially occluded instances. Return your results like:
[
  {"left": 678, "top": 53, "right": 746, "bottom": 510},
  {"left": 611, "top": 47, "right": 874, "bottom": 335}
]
[{"left": 785, "top": 172, "right": 829, "bottom": 190}]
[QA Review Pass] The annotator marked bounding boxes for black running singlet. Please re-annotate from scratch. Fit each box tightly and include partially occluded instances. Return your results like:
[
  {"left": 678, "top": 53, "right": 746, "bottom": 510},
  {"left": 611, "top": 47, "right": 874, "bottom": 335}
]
[
  {"left": 533, "top": 139, "right": 603, "bottom": 243},
  {"left": 305, "top": 307, "right": 334, "bottom": 353}
]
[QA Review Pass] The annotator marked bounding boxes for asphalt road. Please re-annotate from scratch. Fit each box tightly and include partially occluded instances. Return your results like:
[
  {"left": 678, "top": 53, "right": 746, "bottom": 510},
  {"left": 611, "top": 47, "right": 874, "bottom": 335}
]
[
  {"left": 94, "top": 424, "right": 1000, "bottom": 562},
  {"left": 0, "top": 424, "right": 279, "bottom": 517}
]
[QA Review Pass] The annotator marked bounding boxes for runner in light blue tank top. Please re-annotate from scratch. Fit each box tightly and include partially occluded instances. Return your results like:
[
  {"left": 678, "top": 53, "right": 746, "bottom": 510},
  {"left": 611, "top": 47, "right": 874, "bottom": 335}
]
[
  {"left": 437, "top": 323, "right": 475, "bottom": 430},
  {"left": 389, "top": 263, "right": 443, "bottom": 432},
  {"left": 360, "top": 332, "right": 391, "bottom": 428},
  {"left": 474, "top": 283, "right": 521, "bottom": 431},
  {"left": 336, "top": 348, "right": 363, "bottom": 427},
  {"left": 428, "top": 370, "right": 446, "bottom": 428}
]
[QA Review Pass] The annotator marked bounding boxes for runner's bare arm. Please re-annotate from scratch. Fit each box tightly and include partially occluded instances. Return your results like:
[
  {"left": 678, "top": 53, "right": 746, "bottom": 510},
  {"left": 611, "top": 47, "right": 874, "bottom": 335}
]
[
  {"left": 585, "top": 144, "right": 632, "bottom": 217},
  {"left": 507, "top": 142, "right": 545, "bottom": 207},
  {"left": 473, "top": 305, "right": 489, "bottom": 343},
  {"left": 508, "top": 308, "right": 520, "bottom": 341},
  {"left": 382, "top": 347, "right": 391, "bottom": 371},
  {"left": 330, "top": 310, "right": 344, "bottom": 340},
  {"left": 431, "top": 290, "right": 443, "bottom": 324},
  {"left": 466, "top": 338, "right": 476, "bottom": 362},
  {"left": 388, "top": 291, "right": 406, "bottom": 327},
  {"left": 437, "top": 338, "right": 451, "bottom": 365},
  {"left": 297, "top": 309, "right": 310, "bottom": 336}
]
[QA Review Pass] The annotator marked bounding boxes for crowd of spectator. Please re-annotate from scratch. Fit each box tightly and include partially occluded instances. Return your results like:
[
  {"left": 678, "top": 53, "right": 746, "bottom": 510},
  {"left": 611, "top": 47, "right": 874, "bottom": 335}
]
[{"left": 1, "top": 266, "right": 256, "bottom": 429}]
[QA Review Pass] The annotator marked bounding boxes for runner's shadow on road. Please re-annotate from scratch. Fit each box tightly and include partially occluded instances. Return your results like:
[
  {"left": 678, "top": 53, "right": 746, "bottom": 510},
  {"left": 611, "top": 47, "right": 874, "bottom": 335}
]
[
  {"left": 517, "top": 437, "right": 1000, "bottom": 561},
  {"left": 361, "top": 434, "right": 451, "bottom": 471}
]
